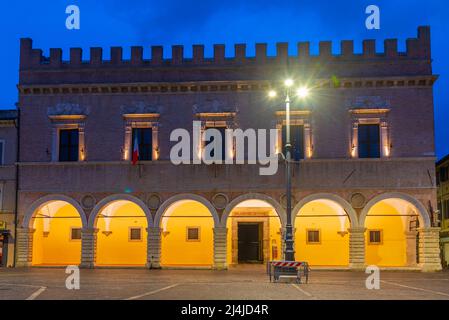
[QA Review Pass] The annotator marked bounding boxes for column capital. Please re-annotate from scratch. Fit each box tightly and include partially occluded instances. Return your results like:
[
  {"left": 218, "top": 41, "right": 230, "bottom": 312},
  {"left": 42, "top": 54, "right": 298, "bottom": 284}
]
[
  {"left": 17, "top": 227, "right": 35, "bottom": 234},
  {"left": 81, "top": 228, "right": 98, "bottom": 234},
  {"left": 348, "top": 227, "right": 366, "bottom": 234}
]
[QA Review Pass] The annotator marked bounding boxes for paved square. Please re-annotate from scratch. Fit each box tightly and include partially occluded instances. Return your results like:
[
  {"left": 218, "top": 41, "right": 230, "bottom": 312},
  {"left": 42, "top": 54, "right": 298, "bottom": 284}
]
[{"left": 0, "top": 266, "right": 448, "bottom": 300}]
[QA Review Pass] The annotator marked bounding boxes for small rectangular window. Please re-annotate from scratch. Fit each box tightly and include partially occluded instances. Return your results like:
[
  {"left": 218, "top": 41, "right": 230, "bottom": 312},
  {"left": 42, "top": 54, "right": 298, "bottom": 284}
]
[
  {"left": 358, "top": 124, "right": 380, "bottom": 158},
  {"left": 187, "top": 227, "right": 200, "bottom": 241},
  {"left": 369, "top": 230, "right": 382, "bottom": 244},
  {"left": 306, "top": 229, "right": 320, "bottom": 244},
  {"left": 59, "top": 129, "right": 79, "bottom": 162},
  {"left": 70, "top": 228, "right": 82, "bottom": 241},
  {"left": 129, "top": 227, "right": 142, "bottom": 241}
]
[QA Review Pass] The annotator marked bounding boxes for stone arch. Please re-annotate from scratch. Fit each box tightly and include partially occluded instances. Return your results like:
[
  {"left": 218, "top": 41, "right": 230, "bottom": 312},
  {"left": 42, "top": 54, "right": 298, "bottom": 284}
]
[
  {"left": 292, "top": 193, "right": 358, "bottom": 227},
  {"left": 154, "top": 193, "right": 220, "bottom": 228},
  {"left": 23, "top": 194, "right": 88, "bottom": 229},
  {"left": 359, "top": 192, "right": 431, "bottom": 228},
  {"left": 221, "top": 193, "right": 286, "bottom": 227},
  {"left": 88, "top": 194, "right": 153, "bottom": 228}
]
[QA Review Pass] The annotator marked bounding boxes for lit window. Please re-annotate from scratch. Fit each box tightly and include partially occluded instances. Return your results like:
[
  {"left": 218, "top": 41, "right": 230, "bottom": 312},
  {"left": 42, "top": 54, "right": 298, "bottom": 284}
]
[
  {"left": 187, "top": 227, "right": 200, "bottom": 241},
  {"left": 306, "top": 229, "right": 320, "bottom": 244},
  {"left": 369, "top": 230, "right": 382, "bottom": 244},
  {"left": 70, "top": 228, "right": 82, "bottom": 241},
  {"left": 129, "top": 227, "right": 142, "bottom": 241}
]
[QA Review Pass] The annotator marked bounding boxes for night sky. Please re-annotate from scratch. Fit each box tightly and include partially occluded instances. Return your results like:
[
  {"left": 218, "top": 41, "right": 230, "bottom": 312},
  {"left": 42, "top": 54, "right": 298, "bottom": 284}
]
[{"left": 1, "top": 0, "right": 447, "bottom": 159}]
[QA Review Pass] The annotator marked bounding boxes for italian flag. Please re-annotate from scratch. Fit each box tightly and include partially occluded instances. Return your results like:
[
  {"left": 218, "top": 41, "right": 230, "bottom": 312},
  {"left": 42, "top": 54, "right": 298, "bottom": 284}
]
[{"left": 132, "top": 134, "right": 139, "bottom": 165}]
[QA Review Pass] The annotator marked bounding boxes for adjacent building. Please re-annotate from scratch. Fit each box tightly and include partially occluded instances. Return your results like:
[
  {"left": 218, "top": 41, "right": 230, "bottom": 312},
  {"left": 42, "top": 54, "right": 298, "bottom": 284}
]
[
  {"left": 12, "top": 26, "right": 442, "bottom": 271},
  {"left": 437, "top": 154, "right": 449, "bottom": 268},
  {"left": 0, "top": 110, "right": 18, "bottom": 268}
]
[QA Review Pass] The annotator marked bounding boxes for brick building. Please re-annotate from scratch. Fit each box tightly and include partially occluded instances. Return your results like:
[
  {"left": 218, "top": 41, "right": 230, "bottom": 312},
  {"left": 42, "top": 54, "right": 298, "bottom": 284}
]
[
  {"left": 13, "top": 26, "right": 441, "bottom": 271},
  {"left": 0, "top": 110, "right": 18, "bottom": 268},
  {"left": 437, "top": 154, "right": 449, "bottom": 268}
]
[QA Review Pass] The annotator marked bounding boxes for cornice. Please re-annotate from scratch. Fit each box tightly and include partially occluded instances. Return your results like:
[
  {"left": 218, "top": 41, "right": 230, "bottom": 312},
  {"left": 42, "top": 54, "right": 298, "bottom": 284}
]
[{"left": 17, "top": 75, "right": 438, "bottom": 96}]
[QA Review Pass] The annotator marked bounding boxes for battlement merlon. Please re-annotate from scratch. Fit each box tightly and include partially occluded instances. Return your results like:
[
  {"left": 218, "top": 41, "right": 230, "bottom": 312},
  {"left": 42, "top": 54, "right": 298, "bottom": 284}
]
[{"left": 19, "top": 26, "right": 431, "bottom": 70}]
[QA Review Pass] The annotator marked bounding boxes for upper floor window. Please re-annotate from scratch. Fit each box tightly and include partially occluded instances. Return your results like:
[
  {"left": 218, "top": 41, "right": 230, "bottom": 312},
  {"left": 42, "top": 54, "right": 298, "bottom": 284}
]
[
  {"left": 59, "top": 129, "right": 79, "bottom": 162},
  {"left": 204, "top": 126, "right": 226, "bottom": 161},
  {"left": 358, "top": 124, "right": 380, "bottom": 158},
  {"left": 282, "top": 125, "right": 304, "bottom": 161},
  {"left": 440, "top": 166, "right": 449, "bottom": 183},
  {"left": 276, "top": 110, "right": 312, "bottom": 160},
  {"left": 132, "top": 128, "right": 153, "bottom": 161},
  {"left": 49, "top": 112, "right": 86, "bottom": 162},
  {"left": 123, "top": 113, "right": 159, "bottom": 162}
]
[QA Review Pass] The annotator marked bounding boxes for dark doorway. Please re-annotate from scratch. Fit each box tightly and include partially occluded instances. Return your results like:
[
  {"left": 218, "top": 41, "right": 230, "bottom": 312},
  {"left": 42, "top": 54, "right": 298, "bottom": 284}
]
[{"left": 238, "top": 223, "right": 263, "bottom": 263}]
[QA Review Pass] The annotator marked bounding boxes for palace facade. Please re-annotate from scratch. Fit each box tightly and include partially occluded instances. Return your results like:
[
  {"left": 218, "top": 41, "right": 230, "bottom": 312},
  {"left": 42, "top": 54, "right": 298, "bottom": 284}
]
[{"left": 13, "top": 26, "right": 442, "bottom": 271}]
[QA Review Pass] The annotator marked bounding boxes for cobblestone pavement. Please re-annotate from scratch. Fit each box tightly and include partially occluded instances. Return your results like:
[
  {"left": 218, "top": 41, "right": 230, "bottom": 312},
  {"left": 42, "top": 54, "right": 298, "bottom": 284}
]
[{"left": 0, "top": 266, "right": 449, "bottom": 300}]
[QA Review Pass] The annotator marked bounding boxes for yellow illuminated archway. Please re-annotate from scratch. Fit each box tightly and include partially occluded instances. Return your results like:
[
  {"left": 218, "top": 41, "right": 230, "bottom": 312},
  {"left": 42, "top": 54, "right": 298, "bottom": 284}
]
[
  {"left": 295, "top": 200, "right": 350, "bottom": 266},
  {"left": 95, "top": 200, "right": 148, "bottom": 266},
  {"left": 32, "top": 201, "right": 83, "bottom": 266},
  {"left": 226, "top": 200, "right": 282, "bottom": 265},
  {"left": 160, "top": 200, "right": 214, "bottom": 267},
  {"left": 365, "top": 199, "right": 418, "bottom": 267}
]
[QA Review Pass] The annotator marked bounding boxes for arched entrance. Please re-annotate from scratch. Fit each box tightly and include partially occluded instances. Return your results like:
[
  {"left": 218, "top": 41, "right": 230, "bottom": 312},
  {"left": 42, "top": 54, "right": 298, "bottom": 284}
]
[
  {"left": 26, "top": 196, "right": 86, "bottom": 266},
  {"left": 293, "top": 194, "right": 357, "bottom": 267},
  {"left": 360, "top": 194, "right": 430, "bottom": 267},
  {"left": 156, "top": 195, "right": 217, "bottom": 267},
  {"left": 92, "top": 198, "right": 149, "bottom": 267},
  {"left": 223, "top": 195, "right": 283, "bottom": 265}
]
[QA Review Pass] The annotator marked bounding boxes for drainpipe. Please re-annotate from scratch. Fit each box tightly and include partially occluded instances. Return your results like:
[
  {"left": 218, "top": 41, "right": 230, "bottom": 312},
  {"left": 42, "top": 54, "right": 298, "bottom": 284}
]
[{"left": 12, "top": 106, "right": 20, "bottom": 267}]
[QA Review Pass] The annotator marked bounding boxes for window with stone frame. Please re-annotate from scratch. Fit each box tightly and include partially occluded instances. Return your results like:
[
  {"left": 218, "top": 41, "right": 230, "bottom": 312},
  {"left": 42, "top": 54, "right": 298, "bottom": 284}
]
[
  {"left": 186, "top": 227, "right": 200, "bottom": 241},
  {"left": 306, "top": 229, "right": 320, "bottom": 244},
  {"left": 129, "top": 227, "right": 142, "bottom": 241},
  {"left": 49, "top": 115, "right": 86, "bottom": 162},
  {"left": 123, "top": 114, "right": 159, "bottom": 162},
  {"left": 368, "top": 230, "right": 383, "bottom": 245},
  {"left": 350, "top": 108, "right": 390, "bottom": 159},
  {"left": 196, "top": 114, "right": 236, "bottom": 163},
  {"left": 70, "top": 228, "right": 82, "bottom": 241},
  {"left": 275, "top": 110, "right": 312, "bottom": 160}
]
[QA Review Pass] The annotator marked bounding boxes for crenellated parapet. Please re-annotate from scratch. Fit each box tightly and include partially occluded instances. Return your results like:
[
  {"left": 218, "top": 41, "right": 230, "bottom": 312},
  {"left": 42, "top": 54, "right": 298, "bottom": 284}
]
[{"left": 19, "top": 26, "right": 433, "bottom": 86}]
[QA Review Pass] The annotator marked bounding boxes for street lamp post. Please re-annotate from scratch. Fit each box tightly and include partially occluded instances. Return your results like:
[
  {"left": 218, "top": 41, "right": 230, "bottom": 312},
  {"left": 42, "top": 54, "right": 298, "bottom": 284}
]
[
  {"left": 269, "top": 80, "right": 309, "bottom": 262},
  {"left": 284, "top": 89, "right": 295, "bottom": 261}
]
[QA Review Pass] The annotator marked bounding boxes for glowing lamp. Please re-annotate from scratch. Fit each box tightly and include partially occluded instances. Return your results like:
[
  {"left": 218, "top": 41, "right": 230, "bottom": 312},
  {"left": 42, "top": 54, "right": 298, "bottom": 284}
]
[{"left": 296, "top": 87, "right": 310, "bottom": 98}]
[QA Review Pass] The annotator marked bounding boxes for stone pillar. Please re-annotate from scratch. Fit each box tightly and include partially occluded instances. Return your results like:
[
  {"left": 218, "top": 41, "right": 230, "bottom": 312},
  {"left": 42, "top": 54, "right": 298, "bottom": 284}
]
[
  {"left": 418, "top": 227, "right": 442, "bottom": 272},
  {"left": 349, "top": 228, "right": 366, "bottom": 270},
  {"left": 80, "top": 228, "right": 97, "bottom": 268},
  {"left": 280, "top": 227, "right": 286, "bottom": 261},
  {"left": 405, "top": 231, "right": 418, "bottom": 267},
  {"left": 147, "top": 227, "right": 161, "bottom": 269},
  {"left": 213, "top": 227, "right": 227, "bottom": 270},
  {"left": 15, "top": 228, "right": 34, "bottom": 267}
]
